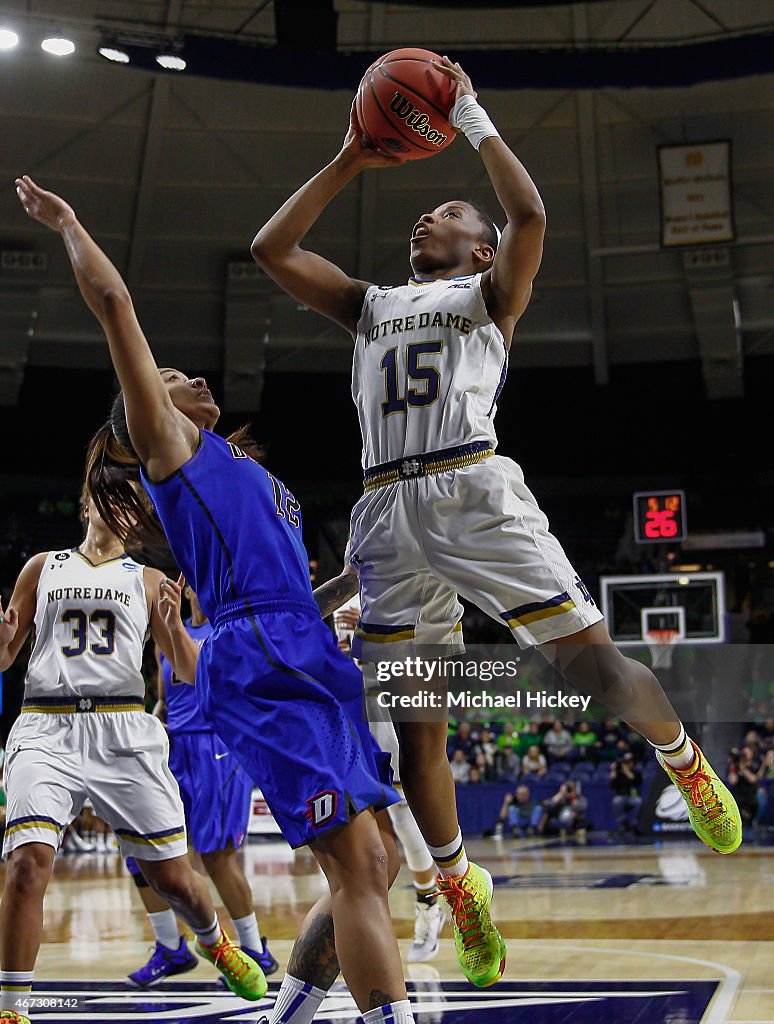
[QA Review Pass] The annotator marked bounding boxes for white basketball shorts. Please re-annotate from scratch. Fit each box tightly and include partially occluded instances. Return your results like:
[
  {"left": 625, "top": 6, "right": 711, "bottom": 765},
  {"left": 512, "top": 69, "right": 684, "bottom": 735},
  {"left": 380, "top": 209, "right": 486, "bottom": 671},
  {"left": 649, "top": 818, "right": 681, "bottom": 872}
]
[
  {"left": 2, "top": 710, "right": 187, "bottom": 861},
  {"left": 349, "top": 454, "right": 602, "bottom": 663}
]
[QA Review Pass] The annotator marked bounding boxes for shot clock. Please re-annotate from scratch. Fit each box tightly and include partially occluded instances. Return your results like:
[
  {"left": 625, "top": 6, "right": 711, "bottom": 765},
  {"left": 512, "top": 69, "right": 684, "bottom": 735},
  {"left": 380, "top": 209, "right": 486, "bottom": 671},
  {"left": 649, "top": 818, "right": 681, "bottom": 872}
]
[{"left": 633, "top": 490, "right": 687, "bottom": 544}]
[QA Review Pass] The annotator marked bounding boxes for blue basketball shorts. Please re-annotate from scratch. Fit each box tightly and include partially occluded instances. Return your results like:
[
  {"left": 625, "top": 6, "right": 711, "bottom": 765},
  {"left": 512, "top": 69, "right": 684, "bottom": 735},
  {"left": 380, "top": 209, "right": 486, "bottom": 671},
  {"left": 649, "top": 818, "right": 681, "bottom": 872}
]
[
  {"left": 196, "top": 606, "right": 399, "bottom": 849},
  {"left": 167, "top": 730, "right": 253, "bottom": 854}
]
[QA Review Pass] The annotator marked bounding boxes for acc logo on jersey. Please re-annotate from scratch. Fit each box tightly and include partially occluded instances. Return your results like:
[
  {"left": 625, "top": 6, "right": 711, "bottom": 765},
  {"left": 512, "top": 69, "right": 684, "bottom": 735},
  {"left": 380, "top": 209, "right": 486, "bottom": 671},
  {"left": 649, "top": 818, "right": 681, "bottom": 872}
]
[
  {"left": 55, "top": 552, "right": 70, "bottom": 561},
  {"left": 304, "top": 790, "right": 338, "bottom": 829},
  {"left": 122, "top": 562, "right": 138, "bottom": 571}
]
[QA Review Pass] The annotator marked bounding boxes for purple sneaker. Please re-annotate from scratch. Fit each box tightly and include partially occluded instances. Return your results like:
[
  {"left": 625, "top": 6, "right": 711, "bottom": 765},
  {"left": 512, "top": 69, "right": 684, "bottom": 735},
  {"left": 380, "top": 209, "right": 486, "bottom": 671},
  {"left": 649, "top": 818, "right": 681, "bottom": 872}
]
[
  {"left": 127, "top": 938, "right": 198, "bottom": 987},
  {"left": 217, "top": 936, "right": 279, "bottom": 988}
]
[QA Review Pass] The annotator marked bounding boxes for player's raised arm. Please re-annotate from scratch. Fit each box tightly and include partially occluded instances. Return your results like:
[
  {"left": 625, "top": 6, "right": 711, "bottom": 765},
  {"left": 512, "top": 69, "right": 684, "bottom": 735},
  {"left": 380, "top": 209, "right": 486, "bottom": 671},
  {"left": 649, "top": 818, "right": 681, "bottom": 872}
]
[
  {"left": 148, "top": 570, "right": 200, "bottom": 685},
  {"left": 14, "top": 176, "right": 197, "bottom": 473},
  {"left": 0, "top": 553, "right": 46, "bottom": 672},
  {"left": 251, "top": 112, "right": 404, "bottom": 337},
  {"left": 436, "top": 59, "right": 546, "bottom": 341}
]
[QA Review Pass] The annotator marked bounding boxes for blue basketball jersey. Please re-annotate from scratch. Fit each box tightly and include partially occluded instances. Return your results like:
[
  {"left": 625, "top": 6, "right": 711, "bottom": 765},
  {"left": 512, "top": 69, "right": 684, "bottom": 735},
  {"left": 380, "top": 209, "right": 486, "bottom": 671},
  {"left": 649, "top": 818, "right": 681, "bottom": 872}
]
[
  {"left": 141, "top": 429, "right": 399, "bottom": 849},
  {"left": 140, "top": 431, "right": 316, "bottom": 621},
  {"left": 160, "top": 619, "right": 212, "bottom": 734}
]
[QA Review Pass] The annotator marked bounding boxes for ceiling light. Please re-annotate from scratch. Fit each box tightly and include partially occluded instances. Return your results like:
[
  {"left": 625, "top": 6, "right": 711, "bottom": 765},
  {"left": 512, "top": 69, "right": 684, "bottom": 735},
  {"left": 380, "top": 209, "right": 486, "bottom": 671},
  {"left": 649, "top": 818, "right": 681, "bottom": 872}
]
[
  {"left": 156, "top": 53, "right": 185, "bottom": 71},
  {"left": 98, "top": 46, "right": 129, "bottom": 64},
  {"left": 41, "top": 37, "right": 75, "bottom": 56},
  {"left": 0, "top": 29, "right": 19, "bottom": 50}
]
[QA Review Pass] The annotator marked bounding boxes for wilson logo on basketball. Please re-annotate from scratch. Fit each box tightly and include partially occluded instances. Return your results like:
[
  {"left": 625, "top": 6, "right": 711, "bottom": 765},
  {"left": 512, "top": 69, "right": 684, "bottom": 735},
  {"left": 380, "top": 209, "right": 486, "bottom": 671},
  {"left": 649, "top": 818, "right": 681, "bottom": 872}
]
[{"left": 389, "top": 92, "right": 448, "bottom": 147}]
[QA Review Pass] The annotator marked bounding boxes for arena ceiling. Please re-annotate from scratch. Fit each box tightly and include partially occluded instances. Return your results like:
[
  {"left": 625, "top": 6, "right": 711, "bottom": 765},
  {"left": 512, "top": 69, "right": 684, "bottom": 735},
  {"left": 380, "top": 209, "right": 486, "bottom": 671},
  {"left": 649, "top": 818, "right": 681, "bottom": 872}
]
[{"left": 0, "top": 0, "right": 772, "bottom": 411}]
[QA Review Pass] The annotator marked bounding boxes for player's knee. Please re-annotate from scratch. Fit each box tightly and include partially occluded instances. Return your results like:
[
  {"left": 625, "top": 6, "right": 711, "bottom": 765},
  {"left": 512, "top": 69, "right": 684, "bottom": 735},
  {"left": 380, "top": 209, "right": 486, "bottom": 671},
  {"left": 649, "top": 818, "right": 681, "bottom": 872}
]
[
  {"left": 5, "top": 845, "right": 52, "bottom": 899},
  {"left": 145, "top": 861, "right": 198, "bottom": 906},
  {"left": 332, "top": 837, "right": 391, "bottom": 894},
  {"left": 581, "top": 647, "right": 638, "bottom": 708}
]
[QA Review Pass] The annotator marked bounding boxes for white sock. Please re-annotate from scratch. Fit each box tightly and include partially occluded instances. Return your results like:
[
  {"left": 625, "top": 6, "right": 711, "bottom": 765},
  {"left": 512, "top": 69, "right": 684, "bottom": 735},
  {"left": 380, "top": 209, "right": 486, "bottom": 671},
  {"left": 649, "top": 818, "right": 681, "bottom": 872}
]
[
  {"left": 362, "top": 999, "right": 415, "bottom": 1024},
  {"left": 652, "top": 724, "right": 697, "bottom": 770},
  {"left": 270, "top": 973, "right": 327, "bottom": 1024},
  {"left": 426, "top": 830, "right": 469, "bottom": 879},
  {"left": 193, "top": 914, "right": 221, "bottom": 946},
  {"left": 233, "top": 911, "right": 261, "bottom": 951},
  {"left": 1, "top": 971, "right": 34, "bottom": 1014},
  {"left": 389, "top": 798, "right": 434, "bottom": 875},
  {"left": 148, "top": 909, "right": 182, "bottom": 951}
]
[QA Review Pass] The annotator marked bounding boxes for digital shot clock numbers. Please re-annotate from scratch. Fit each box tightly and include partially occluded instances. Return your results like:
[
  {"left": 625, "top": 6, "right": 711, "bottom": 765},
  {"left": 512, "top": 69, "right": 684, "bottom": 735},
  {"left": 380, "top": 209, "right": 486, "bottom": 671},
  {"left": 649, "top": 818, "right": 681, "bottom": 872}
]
[{"left": 633, "top": 490, "right": 687, "bottom": 544}]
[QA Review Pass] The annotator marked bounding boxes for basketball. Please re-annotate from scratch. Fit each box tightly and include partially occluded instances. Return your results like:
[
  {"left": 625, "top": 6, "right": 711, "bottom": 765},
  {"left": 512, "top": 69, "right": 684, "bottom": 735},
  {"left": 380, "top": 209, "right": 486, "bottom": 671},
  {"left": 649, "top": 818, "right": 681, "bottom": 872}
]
[{"left": 356, "top": 48, "right": 457, "bottom": 160}]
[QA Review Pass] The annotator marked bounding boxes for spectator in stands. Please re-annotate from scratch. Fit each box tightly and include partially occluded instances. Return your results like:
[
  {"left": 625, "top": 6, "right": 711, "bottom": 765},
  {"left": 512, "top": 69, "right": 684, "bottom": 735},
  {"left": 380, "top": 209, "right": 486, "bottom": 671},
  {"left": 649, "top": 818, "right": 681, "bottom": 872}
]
[
  {"left": 473, "top": 729, "right": 498, "bottom": 780},
  {"left": 472, "top": 750, "right": 496, "bottom": 783},
  {"left": 572, "top": 720, "right": 597, "bottom": 761},
  {"left": 495, "top": 738, "right": 520, "bottom": 780},
  {"left": 609, "top": 751, "right": 643, "bottom": 835},
  {"left": 544, "top": 719, "right": 574, "bottom": 763},
  {"left": 450, "top": 748, "right": 471, "bottom": 784},
  {"left": 516, "top": 720, "right": 544, "bottom": 758},
  {"left": 539, "top": 781, "right": 588, "bottom": 841},
  {"left": 742, "top": 729, "right": 762, "bottom": 755},
  {"left": 495, "top": 784, "right": 543, "bottom": 839},
  {"left": 728, "top": 745, "right": 762, "bottom": 827},
  {"left": 759, "top": 720, "right": 774, "bottom": 751},
  {"left": 468, "top": 765, "right": 483, "bottom": 785},
  {"left": 522, "top": 744, "right": 547, "bottom": 778},
  {"left": 596, "top": 716, "right": 625, "bottom": 760},
  {"left": 449, "top": 720, "right": 475, "bottom": 759}
]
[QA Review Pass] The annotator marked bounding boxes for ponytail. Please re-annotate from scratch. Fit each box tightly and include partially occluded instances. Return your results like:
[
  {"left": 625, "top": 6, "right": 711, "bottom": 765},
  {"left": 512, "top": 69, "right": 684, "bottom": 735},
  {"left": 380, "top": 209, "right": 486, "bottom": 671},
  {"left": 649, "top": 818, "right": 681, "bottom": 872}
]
[
  {"left": 85, "top": 419, "right": 166, "bottom": 551},
  {"left": 88, "top": 389, "right": 266, "bottom": 554}
]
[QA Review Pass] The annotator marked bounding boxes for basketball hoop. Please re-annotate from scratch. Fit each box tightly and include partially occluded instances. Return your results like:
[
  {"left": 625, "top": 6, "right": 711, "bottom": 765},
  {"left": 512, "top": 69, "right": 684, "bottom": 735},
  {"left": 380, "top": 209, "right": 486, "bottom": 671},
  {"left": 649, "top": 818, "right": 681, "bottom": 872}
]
[{"left": 645, "top": 629, "right": 679, "bottom": 670}]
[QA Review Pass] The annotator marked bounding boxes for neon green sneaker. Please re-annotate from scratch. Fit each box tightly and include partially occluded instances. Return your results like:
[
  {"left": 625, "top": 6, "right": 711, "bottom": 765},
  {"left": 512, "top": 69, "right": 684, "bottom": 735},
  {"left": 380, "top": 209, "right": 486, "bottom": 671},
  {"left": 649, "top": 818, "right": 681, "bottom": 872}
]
[
  {"left": 657, "top": 741, "right": 742, "bottom": 854},
  {"left": 437, "top": 862, "right": 506, "bottom": 988},
  {"left": 0, "top": 1011, "right": 31, "bottom": 1023},
  {"left": 194, "top": 930, "right": 267, "bottom": 999}
]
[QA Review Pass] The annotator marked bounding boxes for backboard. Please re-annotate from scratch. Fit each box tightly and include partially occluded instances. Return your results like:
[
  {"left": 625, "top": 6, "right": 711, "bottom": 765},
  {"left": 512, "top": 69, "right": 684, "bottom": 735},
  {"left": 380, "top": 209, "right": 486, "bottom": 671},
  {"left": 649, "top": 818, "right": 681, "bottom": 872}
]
[{"left": 600, "top": 572, "right": 725, "bottom": 646}]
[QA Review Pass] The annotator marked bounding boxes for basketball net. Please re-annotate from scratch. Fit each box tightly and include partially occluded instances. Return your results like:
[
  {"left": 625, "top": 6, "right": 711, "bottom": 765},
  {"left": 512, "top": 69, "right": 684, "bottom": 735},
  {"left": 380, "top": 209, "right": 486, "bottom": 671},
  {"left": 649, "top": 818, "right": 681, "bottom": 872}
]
[{"left": 645, "top": 629, "right": 678, "bottom": 670}]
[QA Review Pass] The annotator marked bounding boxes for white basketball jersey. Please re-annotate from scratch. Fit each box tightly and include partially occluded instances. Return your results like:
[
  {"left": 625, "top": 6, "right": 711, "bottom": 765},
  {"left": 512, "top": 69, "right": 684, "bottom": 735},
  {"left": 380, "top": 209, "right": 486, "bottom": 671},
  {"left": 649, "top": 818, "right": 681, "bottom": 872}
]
[
  {"left": 25, "top": 549, "right": 149, "bottom": 699},
  {"left": 353, "top": 273, "right": 507, "bottom": 468}
]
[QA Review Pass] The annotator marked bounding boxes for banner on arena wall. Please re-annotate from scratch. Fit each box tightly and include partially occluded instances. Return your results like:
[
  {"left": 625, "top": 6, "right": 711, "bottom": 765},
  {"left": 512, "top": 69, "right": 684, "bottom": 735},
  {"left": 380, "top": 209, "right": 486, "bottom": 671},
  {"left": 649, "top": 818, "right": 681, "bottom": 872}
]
[
  {"left": 247, "top": 788, "right": 282, "bottom": 836},
  {"left": 658, "top": 141, "right": 734, "bottom": 247}
]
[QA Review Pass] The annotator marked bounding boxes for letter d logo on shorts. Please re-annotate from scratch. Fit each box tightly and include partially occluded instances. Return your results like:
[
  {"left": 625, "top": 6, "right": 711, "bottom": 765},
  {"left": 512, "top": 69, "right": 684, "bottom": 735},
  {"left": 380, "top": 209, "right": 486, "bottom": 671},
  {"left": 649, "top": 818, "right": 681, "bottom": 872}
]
[{"left": 305, "top": 790, "right": 338, "bottom": 829}]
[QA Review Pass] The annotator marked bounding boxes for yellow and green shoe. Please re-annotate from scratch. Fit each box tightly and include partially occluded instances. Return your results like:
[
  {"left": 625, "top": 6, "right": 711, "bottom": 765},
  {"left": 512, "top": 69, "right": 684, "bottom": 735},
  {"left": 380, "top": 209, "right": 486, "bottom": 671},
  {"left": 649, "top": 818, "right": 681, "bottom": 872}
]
[
  {"left": 194, "top": 930, "right": 267, "bottom": 999},
  {"left": 0, "top": 1011, "right": 31, "bottom": 1023},
  {"left": 657, "top": 740, "right": 742, "bottom": 854},
  {"left": 437, "top": 862, "right": 506, "bottom": 988}
]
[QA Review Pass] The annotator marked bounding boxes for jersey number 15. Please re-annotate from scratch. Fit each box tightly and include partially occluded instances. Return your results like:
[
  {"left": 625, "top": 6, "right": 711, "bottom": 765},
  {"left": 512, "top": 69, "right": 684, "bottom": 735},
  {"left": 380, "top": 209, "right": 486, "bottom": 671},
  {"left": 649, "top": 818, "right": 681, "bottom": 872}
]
[{"left": 381, "top": 341, "right": 443, "bottom": 416}]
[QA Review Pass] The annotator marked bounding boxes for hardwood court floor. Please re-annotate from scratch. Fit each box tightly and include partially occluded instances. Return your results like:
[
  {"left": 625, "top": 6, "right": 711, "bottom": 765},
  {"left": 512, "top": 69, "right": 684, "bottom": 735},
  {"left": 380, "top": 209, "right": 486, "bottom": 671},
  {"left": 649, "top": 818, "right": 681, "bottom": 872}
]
[{"left": 10, "top": 837, "right": 774, "bottom": 1023}]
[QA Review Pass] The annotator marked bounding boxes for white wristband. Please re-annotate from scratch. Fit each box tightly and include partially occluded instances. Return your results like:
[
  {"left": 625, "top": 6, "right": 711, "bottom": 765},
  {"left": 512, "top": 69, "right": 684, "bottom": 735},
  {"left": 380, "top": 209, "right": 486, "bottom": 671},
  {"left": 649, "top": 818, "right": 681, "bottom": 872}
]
[{"left": 450, "top": 94, "right": 500, "bottom": 151}]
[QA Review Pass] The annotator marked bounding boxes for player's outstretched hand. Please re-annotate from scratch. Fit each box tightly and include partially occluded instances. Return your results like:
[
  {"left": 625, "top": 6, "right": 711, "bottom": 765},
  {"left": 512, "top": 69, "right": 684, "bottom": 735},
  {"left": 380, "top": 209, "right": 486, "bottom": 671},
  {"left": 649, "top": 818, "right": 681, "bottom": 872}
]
[
  {"left": 0, "top": 599, "right": 18, "bottom": 646},
  {"left": 334, "top": 606, "right": 359, "bottom": 633},
  {"left": 431, "top": 55, "right": 477, "bottom": 107},
  {"left": 158, "top": 572, "right": 185, "bottom": 630},
  {"left": 339, "top": 100, "right": 407, "bottom": 169},
  {"left": 15, "top": 175, "right": 76, "bottom": 231}
]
